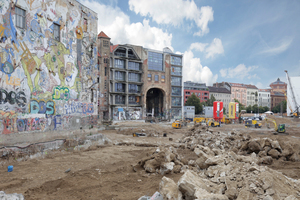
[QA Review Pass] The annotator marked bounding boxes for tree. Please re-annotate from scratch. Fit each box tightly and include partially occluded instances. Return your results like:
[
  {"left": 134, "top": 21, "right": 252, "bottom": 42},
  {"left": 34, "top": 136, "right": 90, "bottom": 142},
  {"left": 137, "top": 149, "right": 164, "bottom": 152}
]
[
  {"left": 263, "top": 106, "right": 270, "bottom": 112},
  {"left": 252, "top": 104, "right": 258, "bottom": 113},
  {"left": 223, "top": 107, "right": 226, "bottom": 115},
  {"left": 246, "top": 105, "right": 252, "bottom": 113},
  {"left": 185, "top": 93, "right": 202, "bottom": 114},
  {"left": 271, "top": 100, "right": 286, "bottom": 114},
  {"left": 234, "top": 99, "right": 245, "bottom": 112},
  {"left": 206, "top": 94, "right": 216, "bottom": 106}
]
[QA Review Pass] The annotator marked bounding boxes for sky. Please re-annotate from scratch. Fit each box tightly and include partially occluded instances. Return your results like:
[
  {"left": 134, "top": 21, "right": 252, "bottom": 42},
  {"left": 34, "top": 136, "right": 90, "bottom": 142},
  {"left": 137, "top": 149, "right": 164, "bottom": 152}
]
[{"left": 80, "top": 0, "right": 300, "bottom": 88}]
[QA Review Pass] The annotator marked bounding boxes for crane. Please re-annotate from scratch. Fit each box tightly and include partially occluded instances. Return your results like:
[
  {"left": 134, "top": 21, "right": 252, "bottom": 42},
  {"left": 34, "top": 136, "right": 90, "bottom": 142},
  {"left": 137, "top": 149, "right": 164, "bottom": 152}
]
[{"left": 285, "top": 70, "right": 299, "bottom": 117}]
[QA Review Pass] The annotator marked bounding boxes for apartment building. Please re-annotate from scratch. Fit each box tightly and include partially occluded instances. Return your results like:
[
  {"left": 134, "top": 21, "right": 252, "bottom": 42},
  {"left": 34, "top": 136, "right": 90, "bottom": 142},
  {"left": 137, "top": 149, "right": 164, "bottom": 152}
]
[
  {"left": 184, "top": 81, "right": 209, "bottom": 104},
  {"left": 258, "top": 89, "right": 271, "bottom": 109},
  {"left": 208, "top": 87, "right": 231, "bottom": 113},
  {"left": 246, "top": 84, "right": 259, "bottom": 106},
  {"left": 271, "top": 92, "right": 285, "bottom": 110},
  {"left": 228, "top": 83, "right": 247, "bottom": 106},
  {"left": 106, "top": 42, "right": 183, "bottom": 120}
]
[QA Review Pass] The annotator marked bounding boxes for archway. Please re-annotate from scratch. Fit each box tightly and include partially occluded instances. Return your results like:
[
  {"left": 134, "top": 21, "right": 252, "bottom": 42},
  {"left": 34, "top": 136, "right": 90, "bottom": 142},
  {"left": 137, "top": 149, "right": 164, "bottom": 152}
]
[{"left": 146, "top": 88, "right": 164, "bottom": 117}]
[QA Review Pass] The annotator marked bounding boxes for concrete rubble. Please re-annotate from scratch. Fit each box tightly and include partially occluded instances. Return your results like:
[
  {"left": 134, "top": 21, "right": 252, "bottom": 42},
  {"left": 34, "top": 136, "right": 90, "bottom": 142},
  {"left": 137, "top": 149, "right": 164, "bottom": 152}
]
[
  {"left": 0, "top": 191, "right": 24, "bottom": 200},
  {"left": 138, "top": 125, "right": 300, "bottom": 200}
]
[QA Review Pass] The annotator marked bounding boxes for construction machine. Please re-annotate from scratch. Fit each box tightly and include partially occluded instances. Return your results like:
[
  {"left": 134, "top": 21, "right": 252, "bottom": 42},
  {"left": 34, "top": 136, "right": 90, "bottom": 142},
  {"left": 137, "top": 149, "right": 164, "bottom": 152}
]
[
  {"left": 207, "top": 119, "right": 220, "bottom": 127},
  {"left": 285, "top": 70, "right": 299, "bottom": 117},
  {"left": 245, "top": 119, "right": 262, "bottom": 128},
  {"left": 238, "top": 110, "right": 246, "bottom": 123},
  {"left": 172, "top": 120, "right": 188, "bottom": 129},
  {"left": 265, "top": 118, "right": 286, "bottom": 134}
]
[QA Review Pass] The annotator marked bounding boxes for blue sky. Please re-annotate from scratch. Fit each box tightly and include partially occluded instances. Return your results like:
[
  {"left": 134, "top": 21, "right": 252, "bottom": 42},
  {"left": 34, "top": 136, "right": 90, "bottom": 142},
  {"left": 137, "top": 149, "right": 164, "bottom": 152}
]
[{"left": 81, "top": 0, "right": 300, "bottom": 88}]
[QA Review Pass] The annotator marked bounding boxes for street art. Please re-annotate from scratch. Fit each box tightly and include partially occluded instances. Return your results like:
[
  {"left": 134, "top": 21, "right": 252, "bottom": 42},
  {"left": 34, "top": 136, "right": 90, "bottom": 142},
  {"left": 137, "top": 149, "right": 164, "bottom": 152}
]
[
  {"left": 0, "top": 0, "right": 98, "bottom": 134},
  {"left": 113, "top": 107, "right": 142, "bottom": 121}
]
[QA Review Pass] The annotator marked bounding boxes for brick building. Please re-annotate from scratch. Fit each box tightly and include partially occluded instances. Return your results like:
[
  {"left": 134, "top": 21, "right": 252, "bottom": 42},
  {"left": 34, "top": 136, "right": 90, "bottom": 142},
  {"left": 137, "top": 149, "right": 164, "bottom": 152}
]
[
  {"left": 269, "top": 78, "right": 287, "bottom": 110},
  {"left": 271, "top": 92, "right": 285, "bottom": 110},
  {"left": 270, "top": 78, "right": 287, "bottom": 94},
  {"left": 104, "top": 41, "right": 183, "bottom": 120},
  {"left": 184, "top": 81, "right": 209, "bottom": 104}
]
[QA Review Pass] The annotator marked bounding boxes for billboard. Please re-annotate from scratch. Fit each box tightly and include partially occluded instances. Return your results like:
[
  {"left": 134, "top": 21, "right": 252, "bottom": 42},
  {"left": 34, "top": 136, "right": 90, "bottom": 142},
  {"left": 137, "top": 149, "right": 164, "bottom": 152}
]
[{"left": 286, "top": 76, "right": 300, "bottom": 116}]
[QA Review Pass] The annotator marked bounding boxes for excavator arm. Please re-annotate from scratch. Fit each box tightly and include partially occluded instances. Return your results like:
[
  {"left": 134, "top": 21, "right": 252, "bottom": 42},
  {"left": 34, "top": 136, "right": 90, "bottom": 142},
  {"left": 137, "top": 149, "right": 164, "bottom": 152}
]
[{"left": 265, "top": 118, "right": 278, "bottom": 132}]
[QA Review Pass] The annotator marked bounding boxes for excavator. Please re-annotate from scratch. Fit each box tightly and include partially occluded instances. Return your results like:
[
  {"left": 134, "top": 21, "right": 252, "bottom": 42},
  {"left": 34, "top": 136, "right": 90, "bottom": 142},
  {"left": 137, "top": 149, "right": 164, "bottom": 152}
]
[
  {"left": 207, "top": 119, "right": 220, "bottom": 127},
  {"left": 172, "top": 119, "right": 188, "bottom": 129},
  {"left": 265, "top": 118, "right": 286, "bottom": 134}
]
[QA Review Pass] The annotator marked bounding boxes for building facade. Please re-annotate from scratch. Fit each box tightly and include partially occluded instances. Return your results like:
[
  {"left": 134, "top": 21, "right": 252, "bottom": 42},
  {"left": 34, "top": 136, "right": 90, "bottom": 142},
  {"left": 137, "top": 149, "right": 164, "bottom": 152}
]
[
  {"left": 97, "top": 32, "right": 111, "bottom": 120},
  {"left": 246, "top": 84, "right": 259, "bottom": 106},
  {"left": 208, "top": 87, "right": 231, "bottom": 113},
  {"left": 106, "top": 43, "right": 183, "bottom": 120},
  {"left": 229, "top": 83, "right": 247, "bottom": 106},
  {"left": 270, "top": 78, "right": 287, "bottom": 94},
  {"left": 271, "top": 92, "right": 285, "bottom": 110},
  {"left": 0, "top": 0, "right": 98, "bottom": 135},
  {"left": 184, "top": 81, "right": 209, "bottom": 104},
  {"left": 258, "top": 89, "right": 271, "bottom": 109}
]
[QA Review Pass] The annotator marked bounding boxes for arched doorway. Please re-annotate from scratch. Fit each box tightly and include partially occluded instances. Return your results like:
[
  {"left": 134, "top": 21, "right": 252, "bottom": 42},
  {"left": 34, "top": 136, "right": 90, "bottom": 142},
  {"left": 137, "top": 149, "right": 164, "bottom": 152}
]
[{"left": 146, "top": 88, "right": 164, "bottom": 117}]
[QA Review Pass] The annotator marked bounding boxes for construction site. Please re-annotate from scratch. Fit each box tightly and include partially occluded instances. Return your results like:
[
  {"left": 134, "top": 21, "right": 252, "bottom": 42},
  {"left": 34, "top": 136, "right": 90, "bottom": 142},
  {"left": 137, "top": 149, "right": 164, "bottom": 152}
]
[{"left": 1, "top": 114, "right": 300, "bottom": 200}]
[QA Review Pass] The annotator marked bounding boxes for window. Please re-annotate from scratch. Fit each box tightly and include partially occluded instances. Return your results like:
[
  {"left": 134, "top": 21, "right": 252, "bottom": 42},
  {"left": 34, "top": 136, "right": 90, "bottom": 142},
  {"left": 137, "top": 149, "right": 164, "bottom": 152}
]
[
  {"left": 103, "top": 40, "right": 109, "bottom": 48},
  {"left": 15, "top": 7, "right": 26, "bottom": 29},
  {"left": 155, "top": 75, "right": 159, "bottom": 82},
  {"left": 161, "top": 75, "right": 165, "bottom": 82},
  {"left": 148, "top": 51, "right": 163, "bottom": 71},
  {"left": 128, "top": 73, "right": 141, "bottom": 82},
  {"left": 53, "top": 23, "right": 60, "bottom": 41},
  {"left": 171, "top": 66, "right": 182, "bottom": 76},
  {"left": 115, "top": 71, "right": 125, "bottom": 81},
  {"left": 128, "top": 62, "right": 140, "bottom": 70},
  {"left": 129, "top": 96, "right": 139, "bottom": 105},
  {"left": 115, "top": 83, "right": 125, "bottom": 92},
  {"left": 172, "top": 87, "right": 181, "bottom": 96},
  {"left": 114, "top": 59, "right": 125, "bottom": 69},
  {"left": 83, "top": 18, "right": 88, "bottom": 32},
  {"left": 129, "top": 84, "right": 141, "bottom": 93},
  {"left": 105, "top": 67, "right": 107, "bottom": 76},
  {"left": 115, "top": 95, "right": 125, "bottom": 104},
  {"left": 172, "top": 97, "right": 181, "bottom": 106},
  {"left": 148, "top": 74, "right": 152, "bottom": 81},
  {"left": 171, "top": 56, "right": 182, "bottom": 66},
  {"left": 171, "top": 77, "right": 181, "bottom": 86}
]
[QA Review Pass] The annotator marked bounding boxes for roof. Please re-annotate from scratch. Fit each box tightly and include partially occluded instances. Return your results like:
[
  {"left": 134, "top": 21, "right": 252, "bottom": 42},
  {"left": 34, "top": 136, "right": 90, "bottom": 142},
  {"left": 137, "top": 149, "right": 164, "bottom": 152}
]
[
  {"left": 98, "top": 31, "right": 110, "bottom": 39},
  {"left": 110, "top": 44, "right": 119, "bottom": 53},
  {"left": 228, "top": 82, "right": 247, "bottom": 88},
  {"left": 245, "top": 84, "right": 258, "bottom": 89},
  {"left": 258, "top": 89, "right": 271, "bottom": 92},
  {"left": 271, "top": 92, "right": 285, "bottom": 96},
  {"left": 270, "top": 78, "right": 286, "bottom": 85},
  {"left": 208, "top": 87, "right": 231, "bottom": 94}
]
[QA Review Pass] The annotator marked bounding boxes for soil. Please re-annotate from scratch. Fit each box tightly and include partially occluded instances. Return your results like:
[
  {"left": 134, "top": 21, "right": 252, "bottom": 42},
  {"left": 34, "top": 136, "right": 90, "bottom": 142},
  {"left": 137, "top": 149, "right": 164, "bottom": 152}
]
[{"left": 0, "top": 118, "right": 300, "bottom": 199}]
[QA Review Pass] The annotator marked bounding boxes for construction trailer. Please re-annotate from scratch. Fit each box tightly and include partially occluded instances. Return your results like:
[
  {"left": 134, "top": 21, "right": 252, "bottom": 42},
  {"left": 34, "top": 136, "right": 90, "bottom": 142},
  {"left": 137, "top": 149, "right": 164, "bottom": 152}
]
[
  {"left": 184, "top": 106, "right": 195, "bottom": 121},
  {"left": 204, "top": 106, "right": 213, "bottom": 118},
  {"left": 285, "top": 71, "right": 300, "bottom": 117}
]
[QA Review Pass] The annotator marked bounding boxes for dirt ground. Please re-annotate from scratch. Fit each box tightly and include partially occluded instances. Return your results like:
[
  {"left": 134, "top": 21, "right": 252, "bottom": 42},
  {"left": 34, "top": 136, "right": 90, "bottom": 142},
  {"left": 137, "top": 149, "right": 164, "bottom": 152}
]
[{"left": 0, "top": 117, "right": 300, "bottom": 199}]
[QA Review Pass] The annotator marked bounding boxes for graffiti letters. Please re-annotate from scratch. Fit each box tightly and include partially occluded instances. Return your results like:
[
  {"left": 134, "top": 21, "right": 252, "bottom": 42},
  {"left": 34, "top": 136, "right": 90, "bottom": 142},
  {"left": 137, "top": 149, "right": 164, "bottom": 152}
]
[
  {"left": 52, "top": 86, "right": 70, "bottom": 100},
  {"left": 30, "top": 99, "right": 55, "bottom": 115},
  {"left": 0, "top": 89, "right": 27, "bottom": 107},
  {"left": 5, "top": 75, "right": 21, "bottom": 86}
]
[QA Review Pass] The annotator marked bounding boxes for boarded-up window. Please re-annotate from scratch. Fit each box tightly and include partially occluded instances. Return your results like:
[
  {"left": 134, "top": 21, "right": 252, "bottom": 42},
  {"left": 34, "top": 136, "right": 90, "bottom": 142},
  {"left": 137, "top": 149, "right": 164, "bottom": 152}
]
[
  {"left": 15, "top": 7, "right": 26, "bottom": 29},
  {"left": 53, "top": 23, "right": 60, "bottom": 41}
]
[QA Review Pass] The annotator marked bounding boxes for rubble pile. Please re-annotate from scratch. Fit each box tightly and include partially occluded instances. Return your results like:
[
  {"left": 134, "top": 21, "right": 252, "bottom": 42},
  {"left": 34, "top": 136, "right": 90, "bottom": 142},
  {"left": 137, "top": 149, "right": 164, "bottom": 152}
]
[{"left": 137, "top": 126, "right": 300, "bottom": 199}]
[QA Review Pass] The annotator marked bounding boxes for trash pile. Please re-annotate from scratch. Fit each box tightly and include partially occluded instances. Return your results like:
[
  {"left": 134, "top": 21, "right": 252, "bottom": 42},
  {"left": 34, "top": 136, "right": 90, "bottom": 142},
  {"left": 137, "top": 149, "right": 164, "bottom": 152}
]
[{"left": 137, "top": 125, "right": 300, "bottom": 199}]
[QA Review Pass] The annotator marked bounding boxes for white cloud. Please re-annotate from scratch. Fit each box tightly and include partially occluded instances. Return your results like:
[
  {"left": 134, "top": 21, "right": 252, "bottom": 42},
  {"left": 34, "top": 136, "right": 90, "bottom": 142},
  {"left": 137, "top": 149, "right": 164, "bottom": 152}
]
[
  {"left": 190, "top": 38, "right": 224, "bottom": 58},
  {"left": 80, "top": 0, "right": 172, "bottom": 50},
  {"left": 219, "top": 64, "right": 259, "bottom": 79},
  {"left": 183, "top": 50, "right": 218, "bottom": 86},
  {"left": 259, "top": 38, "right": 293, "bottom": 55},
  {"left": 128, "top": 0, "right": 214, "bottom": 36}
]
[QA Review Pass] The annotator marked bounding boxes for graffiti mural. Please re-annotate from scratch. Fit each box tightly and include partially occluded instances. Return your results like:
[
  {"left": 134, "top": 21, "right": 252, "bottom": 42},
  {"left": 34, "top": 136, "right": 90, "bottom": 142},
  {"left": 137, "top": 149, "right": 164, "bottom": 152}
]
[
  {"left": 0, "top": 0, "right": 99, "bottom": 134},
  {"left": 113, "top": 107, "right": 142, "bottom": 121}
]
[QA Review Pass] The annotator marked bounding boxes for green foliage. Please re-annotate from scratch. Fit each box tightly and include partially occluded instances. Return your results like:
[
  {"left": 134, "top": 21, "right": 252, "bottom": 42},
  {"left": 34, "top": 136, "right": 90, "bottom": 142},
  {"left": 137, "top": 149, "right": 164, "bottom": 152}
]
[
  {"left": 223, "top": 107, "right": 226, "bottom": 114},
  {"left": 185, "top": 93, "right": 202, "bottom": 114},
  {"left": 271, "top": 100, "right": 287, "bottom": 113},
  {"left": 234, "top": 99, "right": 246, "bottom": 112},
  {"left": 206, "top": 94, "right": 217, "bottom": 106}
]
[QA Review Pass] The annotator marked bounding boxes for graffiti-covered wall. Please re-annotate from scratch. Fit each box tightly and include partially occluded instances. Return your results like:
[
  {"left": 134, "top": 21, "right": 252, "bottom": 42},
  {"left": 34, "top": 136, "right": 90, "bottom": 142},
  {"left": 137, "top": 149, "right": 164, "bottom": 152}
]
[{"left": 0, "top": 0, "right": 98, "bottom": 135}]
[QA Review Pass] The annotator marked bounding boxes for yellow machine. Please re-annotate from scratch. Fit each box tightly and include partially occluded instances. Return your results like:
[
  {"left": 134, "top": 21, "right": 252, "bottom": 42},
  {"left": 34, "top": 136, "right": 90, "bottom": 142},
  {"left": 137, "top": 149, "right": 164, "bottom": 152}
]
[
  {"left": 207, "top": 119, "right": 220, "bottom": 127},
  {"left": 265, "top": 118, "right": 286, "bottom": 134},
  {"left": 172, "top": 120, "right": 188, "bottom": 129},
  {"left": 245, "top": 120, "right": 262, "bottom": 128},
  {"left": 194, "top": 117, "right": 212, "bottom": 124}
]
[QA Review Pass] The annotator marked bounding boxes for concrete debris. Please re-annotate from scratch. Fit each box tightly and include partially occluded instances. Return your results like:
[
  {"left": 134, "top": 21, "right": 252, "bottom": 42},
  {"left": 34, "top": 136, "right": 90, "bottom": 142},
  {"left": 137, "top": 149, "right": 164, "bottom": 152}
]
[
  {"left": 0, "top": 191, "right": 24, "bottom": 200},
  {"left": 159, "top": 177, "right": 182, "bottom": 200},
  {"left": 151, "top": 125, "right": 300, "bottom": 200}
]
